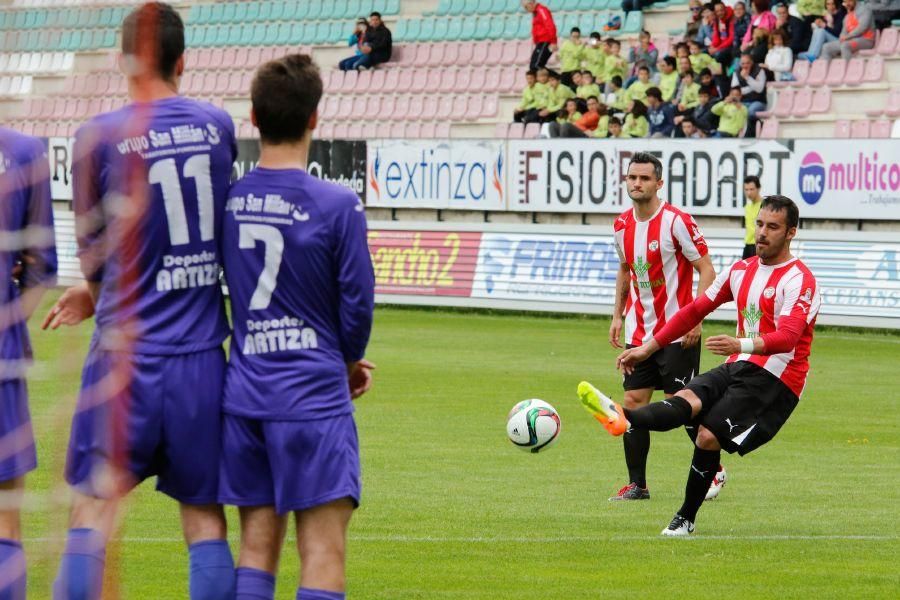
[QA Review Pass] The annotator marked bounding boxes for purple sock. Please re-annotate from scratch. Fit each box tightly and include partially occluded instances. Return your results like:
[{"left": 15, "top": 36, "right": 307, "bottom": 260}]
[
  {"left": 0, "top": 538, "right": 26, "bottom": 600},
  {"left": 52, "top": 528, "right": 105, "bottom": 600},
  {"left": 236, "top": 567, "right": 275, "bottom": 600},
  {"left": 296, "top": 588, "right": 345, "bottom": 600}
]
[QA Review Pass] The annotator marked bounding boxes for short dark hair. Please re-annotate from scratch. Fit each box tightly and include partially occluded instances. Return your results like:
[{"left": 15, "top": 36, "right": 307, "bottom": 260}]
[
  {"left": 699, "top": 67, "right": 712, "bottom": 77},
  {"left": 370, "top": 11, "right": 382, "bottom": 18},
  {"left": 252, "top": 54, "right": 322, "bottom": 144},
  {"left": 608, "top": 116, "right": 622, "bottom": 126},
  {"left": 611, "top": 75, "right": 623, "bottom": 87},
  {"left": 688, "top": 39, "right": 701, "bottom": 48},
  {"left": 663, "top": 56, "right": 676, "bottom": 68},
  {"left": 581, "top": 70, "right": 594, "bottom": 77},
  {"left": 122, "top": 2, "right": 184, "bottom": 79},
  {"left": 681, "top": 117, "right": 695, "bottom": 126},
  {"left": 609, "top": 38, "right": 621, "bottom": 47},
  {"left": 570, "top": 26, "right": 581, "bottom": 34},
  {"left": 698, "top": 87, "right": 710, "bottom": 95},
  {"left": 628, "top": 152, "right": 663, "bottom": 180},
  {"left": 526, "top": 69, "right": 537, "bottom": 77},
  {"left": 587, "top": 95, "right": 600, "bottom": 103},
  {"left": 590, "top": 31, "right": 601, "bottom": 39},
  {"left": 682, "top": 69, "right": 695, "bottom": 78},
  {"left": 646, "top": 87, "right": 662, "bottom": 100},
  {"left": 760, "top": 195, "right": 799, "bottom": 229},
  {"left": 744, "top": 175, "right": 761, "bottom": 188},
  {"left": 730, "top": 85, "right": 743, "bottom": 94},
  {"left": 638, "top": 65, "right": 650, "bottom": 73},
  {"left": 548, "top": 70, "right": 560, "bottom": 81},
  {"left": 630, "top": 99, "right": 648, "bottom": 118}
]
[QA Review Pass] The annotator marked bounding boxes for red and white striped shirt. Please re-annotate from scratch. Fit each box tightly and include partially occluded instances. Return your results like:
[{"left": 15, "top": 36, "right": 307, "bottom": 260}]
[
  {"left": 614, "top": 203, "right": 709, "bottom": 347},
  {"left": 702, "top": 256, "right": 820, "bottom": 397}
]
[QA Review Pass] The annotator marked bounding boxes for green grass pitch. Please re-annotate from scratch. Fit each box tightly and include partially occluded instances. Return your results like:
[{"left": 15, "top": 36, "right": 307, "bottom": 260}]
[{"left": 21, "top": 291, "right": 900, "bottom": 598}]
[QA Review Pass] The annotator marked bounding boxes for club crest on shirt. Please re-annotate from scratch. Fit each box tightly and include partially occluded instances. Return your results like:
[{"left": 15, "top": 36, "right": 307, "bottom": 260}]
[
  {"left": 763, "top": 286, "right": 775, "bottom": 299},
  {"left": 800, "top": 288, "right": 812, "bottom": 303},
  {"left": 648, "top": 240, "right": 659, "bottom": 252}
]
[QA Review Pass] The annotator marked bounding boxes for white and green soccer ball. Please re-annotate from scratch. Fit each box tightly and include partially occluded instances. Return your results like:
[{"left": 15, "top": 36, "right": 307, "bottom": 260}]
[{"left": 506, "top": 399, "right": 561, "bottom": 453}]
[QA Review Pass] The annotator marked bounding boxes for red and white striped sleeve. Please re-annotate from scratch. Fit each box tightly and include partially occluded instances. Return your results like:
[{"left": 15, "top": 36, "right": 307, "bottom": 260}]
[
  {"left": 779, "top": 268, "right": 820, "bottom": 324},
  {"left": 671, "top": 211, "right": 709, "bottom": 262},
  {"left": 703, "top": 265, "right": 735, "bottom": 306}
]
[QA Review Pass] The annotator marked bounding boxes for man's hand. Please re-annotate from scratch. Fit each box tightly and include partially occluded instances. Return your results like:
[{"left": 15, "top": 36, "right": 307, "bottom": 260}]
[
  {"left": 705, "top": 335, "right": 740, "bottom": 356},
  {"left": 41, "top": 284, "right": 95, "bottom": 330},
  {"left": 347, "top": 359, "right": 376, "bottom": 399},
  {"left": 609, "top": 316, "right": 624, "bottom": 349},
  {"left": 682, "top": 324, "right": 702, "bottom": 348},
  {"left": 616, "top": 344, "right": 653, "bottom": 375}
]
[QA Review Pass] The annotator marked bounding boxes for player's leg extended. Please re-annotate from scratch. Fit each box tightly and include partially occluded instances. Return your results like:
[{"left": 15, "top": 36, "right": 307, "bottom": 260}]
[
  {"left": 295, "top": 499, "right": 355, "bottom": 600},
  {"left": 234, "top": 506, "right": 287, "bottom": 600},
  {"left": 0, "top": 477, "right": 26, "bottom": 598},
  {"left": 579, "top": 381, "right": 702, "bottom": 434}
]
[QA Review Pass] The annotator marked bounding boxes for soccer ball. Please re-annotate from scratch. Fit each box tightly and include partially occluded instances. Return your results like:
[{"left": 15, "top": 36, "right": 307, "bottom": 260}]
[{"left": 506, "top": 399, "right": 561, "bottom": 453}]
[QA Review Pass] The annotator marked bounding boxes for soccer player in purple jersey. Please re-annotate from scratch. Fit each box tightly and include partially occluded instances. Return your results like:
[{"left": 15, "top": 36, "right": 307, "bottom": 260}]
[
  {"left": 48, "top": 4, "right": 237, "bottom": 599},
  {"left": 218, "top": 55, "right": 375, "bottom": 600},
  {"left": 0, "top": 127, "right": 57, "bottom": 598}
]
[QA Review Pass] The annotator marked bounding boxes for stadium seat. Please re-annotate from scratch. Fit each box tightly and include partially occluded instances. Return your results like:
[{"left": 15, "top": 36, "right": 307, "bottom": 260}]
[
  {"left": 435, "top": 121, "right": 451, "bottom": 137},
  {"left": 443, "top": 43, "right": 460, "bottom": 66},
  {"left": 507, "top": 122, "right": 525, "bottom": 138},
  {"left": 396, "top": 68, "right": 413, "bottom": 92},
  {"left": 825, "top": 59, "right": 845, "bottom": 86},
  {"left": 390, "top": 122, "right": 407, "bottom": 138},
  {"left": 876, "top": 27, "right": 898, "bottom": 55},
  {"left": 811, "top": 87, "right": 831, "bottom": 113},
  {"left": 471, "top": 41, "right": 489, "bottom": 65},
  {"left": 806, "top": 59, "right": 827, "bottom": 86},
  {"left": 333, "top": 122, "right": 350, "bottom": 139},
  {"left": 843, "top": 57, "right": 865, "bottom": 86},
  {"left": 758, "top": 118, "right": 779, "bottom": 138},
  {"left": 523, "top": 122, "right": 541, "bottom": 138},
  {"left": 413, "top": 44, "right": 430, "bottom": 67},
  {"left": 469, "top": 66, "right": 487, "bottom": 92},
  {"left": 420, "top": 121, "right": 437, "bottom": 137},
  {"left": 758, "top": 88, "right": 793, "bottom": 119},
  {"left": 863, "top": 55, "right": 883, "bottom": 83},
  {"left": 382, "top": 69, "right": 400, "bottom": 92},
  {"left": 833, "top": 119, "right": 851, "bottom": 138},
  {"left": 347, "top": 122, "right": 364, "bottom": 139},
  {"left": 871, "top": 119, "right": 892, "bottom": 138},
  {"left": 393, "top": 95, "right": 411, "bottom": 120},
  {"left": 410, "top": 67, "right": 428, "bottom": 93},
  {"left": 493, "top": 122, "right": 509, "bottom": 138},
  {"left": 498, "top": 68, "right": 517, "bottom": 92},
  {"left": 369, "top": 69, "right": 386, "bottom": 92},
  {"left": 376, "top": 122, "right": 392, "bottom": 137},
  {"left": 341, "top": 69, "right": 359, "bottom": 93},
  {"left": 850, "top": 119, "right": 871, "bottom": 138},
  {"left": 791, "top": 88, "right": 813, "bottom": 117},
  {"left": 481, "top": 95, "right": 498, "bottom": 118},
  {"left": 350, "top": 96, "right": 367, "bottom": 119},
  {"left": 438, "top": 68, "right": 457, "bottom": 93}
]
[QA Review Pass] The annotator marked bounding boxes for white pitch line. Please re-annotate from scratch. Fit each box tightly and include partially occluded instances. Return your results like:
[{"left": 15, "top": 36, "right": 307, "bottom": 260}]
[{"left": 22, "top": 534, "right": 899, "bottom": 543}]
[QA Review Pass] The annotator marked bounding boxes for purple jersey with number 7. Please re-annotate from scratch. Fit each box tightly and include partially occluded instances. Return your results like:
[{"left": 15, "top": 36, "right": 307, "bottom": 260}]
[
  {"left": 222, "top": 167, "right": 374, "bottom": 420},
  {"left": 72, "top": 96, "right": 236, "bottom": 354}
]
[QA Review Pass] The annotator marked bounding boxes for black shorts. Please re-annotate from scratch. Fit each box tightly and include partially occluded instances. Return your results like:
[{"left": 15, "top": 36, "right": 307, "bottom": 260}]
[
  {"left": 623, "top": 342, "right": 701, "bottom": 395},
  {"left": 685, "top": 361, "right": 799, "bottom": 456}
]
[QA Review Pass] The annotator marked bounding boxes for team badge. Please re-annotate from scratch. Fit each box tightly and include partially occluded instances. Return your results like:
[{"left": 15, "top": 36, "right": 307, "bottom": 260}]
[
  {"left": 763, "top": 286, "right": 776, "bottom": 299},
  {"left": 648, "top": 240, "right": 659, "bottom": 252},
  {"left": 800, "top": 288, "right": 812, "bottom": 303}
]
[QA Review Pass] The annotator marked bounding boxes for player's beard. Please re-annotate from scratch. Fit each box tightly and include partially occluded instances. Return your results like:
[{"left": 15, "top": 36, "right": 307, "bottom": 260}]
[{"left": 756, "top": 232, "right": 785, "bottom": 261}]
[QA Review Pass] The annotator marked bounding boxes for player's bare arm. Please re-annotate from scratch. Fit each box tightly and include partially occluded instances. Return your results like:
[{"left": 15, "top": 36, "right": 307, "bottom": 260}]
[
  {"left": 683, "top": 254, "right": 715, "bottom": 348},
  {"left": 609, "top": 261, "right": 630, "bottom": 349}
]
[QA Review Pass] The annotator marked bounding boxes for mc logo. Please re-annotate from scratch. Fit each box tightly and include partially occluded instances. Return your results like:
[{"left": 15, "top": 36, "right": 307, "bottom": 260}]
[{"left": 798, "top": 152, "right": 826, "bottom": 205}]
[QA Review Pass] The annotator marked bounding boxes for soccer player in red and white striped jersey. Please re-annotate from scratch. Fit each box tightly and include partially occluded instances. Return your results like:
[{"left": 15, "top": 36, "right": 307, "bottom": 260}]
[
  {"left": 580, "top": 195, "right": 819, "bottom": 536},
  {"left": 606, "top": 152, "right": 716, "bottom": 501}
]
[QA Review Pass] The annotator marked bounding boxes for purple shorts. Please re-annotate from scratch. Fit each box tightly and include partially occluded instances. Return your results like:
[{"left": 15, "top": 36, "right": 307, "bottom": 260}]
[
  {"left": 218, "top": 413, "right": 360, "bottom": 514},
  {"left": 65, "top": 345, "right": 225, "bottom": 504},
  {"left": 0, "top": 379, "right": 36, "bottom": 482}
]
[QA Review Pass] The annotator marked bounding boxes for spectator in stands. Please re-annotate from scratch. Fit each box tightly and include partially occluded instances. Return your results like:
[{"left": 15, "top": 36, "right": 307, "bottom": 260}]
[
  {"left": 607, "top": 116, "right": 625, "bottom": 137},
  {"left": 524, "top": 0, "right": 558, "bottom": 71},
  {"left": 713, "top": 86, "right": 750, "bottom": 137},
  {"left": 673, "top": 69, "right": 701, "bottom": 113},
  {"left": 680, "top": 117, "right": 704, "bottom": 138},
  {"left": 688, "top": 39, "right": 718, "bottom": 73},
  {"left": 774, "top": 2, "right": 812, "bottom": 56},
  {"left": 748, "top": 27, "right": 771, "bottom": 64},
  {"left": 709, "top": 1, "right": 737, "bottom": 65},
  {"left": 558, "top": 98, "right": 582, "bottom": 124},
  {"left": 623, "top": 0, "right": 657, "bottom": 13},
  {"left": 677, "top": 55, "right": 693, "bottom": 76},
  {"left": 798, "top": 0, "right": 846, "bottom": 61},
  {"left": 559, "top": 27, "right": 585, "bottom": 89},
  {"left": 338, "top": 18, "right": 369, "bottom": 71},
  {"left": 538, "top": 71, "right": 576, "bottom": 122},
  {"left": 548, "top": 96, "right": 602, "bottom": 137},
  {"left": 657, "top": 56, "right": 679, "bottom": 102},
  {"left": 604, "top": 39, "right": 627, "bottom": 91},
  {"left": 626, "top": 65, "right": 653, "bottom": 104},
  {"left": 646, "top": 87, "right": 677, "bottom": 137},
  {"left": 821, "top": 0, "right": 875, "bottom": 60},
  {"left": 623, "top": 100, "right": 650, "bottom": 137},
  {"left": 696, "top": 4, "right": 717, "bottom": 45},
  {"left": 733, "top": 53, "right": 767, "bottom": 136},
  {"left": 627, "top": 31, "right": 659, "bottom": 87},
  {"left": 733, "top": 2, "right": 752, "bottom": 53},
  {"left": 677, "top": 86, "right": 719, "bottom": 134},
  {"left": 339, "top": 11, "right": 392, "bottom": 71},
  {"left": 741, "top": 0, "right": 777, "bottom": 50},
  {"left": 764, "top": 29, "right": 795, "bottom": 80},
  {"left": 584, "top": 32, "right": 606, "bottom": 83},
  {"left": 513, "top": 69, "right": 543, "bottom": 122},
  {"left": 605, "top": 75, "right": 629, "bottom": 111},
  {"left": 592, "top": 105, "right": 611, "bottom": 137},
  {"left": 674, "top": 42, "right": 690, "bottom": 61},
  {"left": 698, "top": 67, "right": 721, "bottom": 98},
  {"left": 742, "top": 175, "right": 764, "bottom": 259},
  {"left": 686, "top": 0, "right": 705, "bottom": 41},
  {"left": 576, "top": 70, "right": 601, "bottom": 100}
]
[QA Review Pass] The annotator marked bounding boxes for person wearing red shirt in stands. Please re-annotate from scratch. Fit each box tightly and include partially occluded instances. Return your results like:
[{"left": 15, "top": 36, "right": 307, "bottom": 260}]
[
  {"left": 523, "top": 1, "right": 557, "bottom": 71},
  {"left": 709, "top": 0, "right": 737, "bottom": 65}
]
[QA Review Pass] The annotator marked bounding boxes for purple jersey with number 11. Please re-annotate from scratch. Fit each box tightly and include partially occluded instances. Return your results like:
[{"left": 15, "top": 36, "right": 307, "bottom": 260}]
[
  {"left": 73, "top": 96, "right": 236, "bottom": 354},
  {"left": 222, "top": 167, "right": 375, "bottom": 420}
]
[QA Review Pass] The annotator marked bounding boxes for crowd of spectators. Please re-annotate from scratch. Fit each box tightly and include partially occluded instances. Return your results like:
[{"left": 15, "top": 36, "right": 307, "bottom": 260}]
[{"left": 514, "top": 0, "right": 896, "bottom": 138}]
